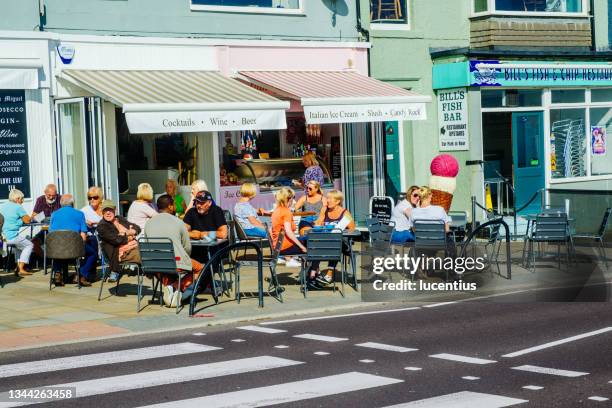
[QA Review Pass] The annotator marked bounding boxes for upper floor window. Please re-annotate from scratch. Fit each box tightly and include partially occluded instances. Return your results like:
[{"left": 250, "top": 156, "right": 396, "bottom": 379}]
[
  {"left": 370, "top": 0, "right": 409, "bottom": 27},
  {"left": 473, "top": 0, "right": 586, "bottom": 15},
  {"left": 191, "top": 0, "right": 302, "bottom": 14}
]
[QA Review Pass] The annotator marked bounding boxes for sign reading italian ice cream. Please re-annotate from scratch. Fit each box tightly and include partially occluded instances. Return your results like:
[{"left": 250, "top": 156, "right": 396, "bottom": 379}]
[{"left": 437, "top": 88, "right": 469, "bottom": 151}]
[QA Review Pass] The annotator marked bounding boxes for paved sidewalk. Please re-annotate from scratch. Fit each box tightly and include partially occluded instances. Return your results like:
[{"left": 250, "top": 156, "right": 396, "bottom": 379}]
[{"left": 0, "top": 241, "right": 609, "bottom": 352}]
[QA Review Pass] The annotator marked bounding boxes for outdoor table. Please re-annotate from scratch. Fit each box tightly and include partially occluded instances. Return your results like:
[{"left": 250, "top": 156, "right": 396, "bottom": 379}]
[
  {"left": 293, "top": 211, "right": 316, "bottom": 217},
  {"left": 191, "top": 238, "right": 230, "bottom": 296},
  {"left": 21, "top": 222, "right": 49, "bottom": 273}
]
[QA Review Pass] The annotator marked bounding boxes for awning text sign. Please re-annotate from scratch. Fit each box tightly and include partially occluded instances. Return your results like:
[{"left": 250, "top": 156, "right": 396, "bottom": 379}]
[
  {"left": 303, "top": 103, "right": 426, "bottom": 124},
  {"left": 0, "top": 90, "right": 30, "bottom": 199},
  {"left": 470, "top": 60, "right": 612, "bottom": 87},
  {"left": 125, "top": 109, "right": 287, "bottom": 134},
  {"left": 437, "top": 88, "right": 469, "bottom": 151}
]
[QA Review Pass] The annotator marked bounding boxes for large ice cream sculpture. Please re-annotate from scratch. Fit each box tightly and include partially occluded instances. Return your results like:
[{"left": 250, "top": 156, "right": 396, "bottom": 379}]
[{"left": 429, "top": 154, "right": 459, "bottom": 212}]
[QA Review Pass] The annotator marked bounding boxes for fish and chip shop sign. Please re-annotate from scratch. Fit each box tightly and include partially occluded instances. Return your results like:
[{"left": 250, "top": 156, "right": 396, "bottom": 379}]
[{"left": 437, "top": 88, "right": 469, "bottom": 151}]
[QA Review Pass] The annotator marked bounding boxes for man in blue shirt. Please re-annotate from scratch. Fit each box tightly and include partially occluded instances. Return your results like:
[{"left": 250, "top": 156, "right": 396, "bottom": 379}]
[{"left": 49, "top": 194, "right": 97, "bottom": 286}]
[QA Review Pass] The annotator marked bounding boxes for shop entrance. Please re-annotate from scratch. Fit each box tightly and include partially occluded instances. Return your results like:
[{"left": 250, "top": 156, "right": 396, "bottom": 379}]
[{"left": 482, "top": 111, "right": 544, "bottom": 215}]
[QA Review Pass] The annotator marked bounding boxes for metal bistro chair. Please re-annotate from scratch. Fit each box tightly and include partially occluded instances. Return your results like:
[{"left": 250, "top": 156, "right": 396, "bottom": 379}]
[
  {"left": 46, "top": 230, "right": 85, "bottom": 290},
  {"left": 366, "top": 216, "right": 395, "bottom": 281},
  {"left": 448, "top": 211, "right": 468, "bottom": 243},
  {"left": 527, "top": 213, "right": 572, "bottom": 273},
  {"left": 484, "top": 213, "right": 504, "bottom": 275},
  {"left": 412, "top": 220, "right": 450, "bottom": 281},
  {"left": 138, "top": 237, "right": 187, "bottom": 314},
  {"left": 234, "top": 228, "right": 284, "bottom": 303},
  {"left": 0, "top": 214, "right": 17, "bottom": 276},
  {"left": 97, "top": 231, "right": 141, "bottom": 303},
  {"left": 234, "top": 218, "right": 268, "bottom": 249},
  {"left": 573, "top": 207, "right": 611, "bottom": 268},
  {"left": 301, "top": 229, "right": 344, "bottom": 298}
]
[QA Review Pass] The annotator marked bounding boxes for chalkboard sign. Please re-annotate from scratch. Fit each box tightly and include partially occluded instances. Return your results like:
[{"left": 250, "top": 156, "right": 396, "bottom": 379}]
[
  {"left": 369, "top": 196, "right": 394, "bottom": 225},
  {"left": 330, "top": 136, "right": 341, "bottom": 179},
  {"left": 0, "top": 90, "right": 30, "bottom": 199}
]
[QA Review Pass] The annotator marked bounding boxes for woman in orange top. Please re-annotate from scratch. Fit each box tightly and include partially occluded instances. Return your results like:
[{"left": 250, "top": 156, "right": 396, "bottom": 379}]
[{"left": 271, "top": 187, "right": 306, "bottom": 268}]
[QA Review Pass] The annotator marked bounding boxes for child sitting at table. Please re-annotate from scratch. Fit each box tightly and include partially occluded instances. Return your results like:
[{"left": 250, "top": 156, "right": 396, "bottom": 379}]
[{"left": 234, "top": 183, "right": 268, "bottom": 238}]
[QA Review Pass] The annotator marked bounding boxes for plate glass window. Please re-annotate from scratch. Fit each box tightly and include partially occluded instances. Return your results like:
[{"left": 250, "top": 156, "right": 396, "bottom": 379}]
[
  {"left": 494, "top": 0, "right": 582, "bottom": 12},
  {"left": 550, "top": 108, "right": 587, "bottom": 179},
  {"left": 370, "top": 0, "right": 409, "bottom": 24},
  {"left": 191, "top": 0, "right": 300, "bottom": 9},
  {"left": 589, "top": 107, "right": 612, "bottom": 176}
]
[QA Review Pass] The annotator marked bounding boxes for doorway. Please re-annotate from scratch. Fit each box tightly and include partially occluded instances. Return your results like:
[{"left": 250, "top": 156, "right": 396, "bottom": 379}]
[{"left": 482, "top": 111, "right": 545, "bottom": 215}]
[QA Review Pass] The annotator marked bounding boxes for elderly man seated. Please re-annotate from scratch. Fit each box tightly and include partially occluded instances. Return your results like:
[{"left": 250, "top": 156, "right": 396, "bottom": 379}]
[
  {"left": 32, "top": 184, "right": 61, "bottom": 219},
  {"left": 183, "top": 190, "right": 228, "bottom": 262},
  {"left": 145, "top": 194, "right": 212, "bottom": 307},
  {"left": 49, "top": 194, "right": 98, "bottom": 287}
]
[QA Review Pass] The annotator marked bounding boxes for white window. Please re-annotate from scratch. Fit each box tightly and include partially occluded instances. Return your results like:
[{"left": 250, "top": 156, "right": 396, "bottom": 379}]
[
  {"left": 191, "top": 0, "right": 303, "bottom": 15},
  {"left": 473, "top": 0, "right": 587, "bottom": 16},
  {"left": 370, "top": 0, "right": 410, "bottom": 30}
]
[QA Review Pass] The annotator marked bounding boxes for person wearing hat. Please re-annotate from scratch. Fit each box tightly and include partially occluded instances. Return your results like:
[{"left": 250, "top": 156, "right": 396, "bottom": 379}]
[
  {"left": 96, "top": 200, "right": 141, "bottom": 283},
  {"left": 183, "top": 191, "right": 228, "bottom": 242}
]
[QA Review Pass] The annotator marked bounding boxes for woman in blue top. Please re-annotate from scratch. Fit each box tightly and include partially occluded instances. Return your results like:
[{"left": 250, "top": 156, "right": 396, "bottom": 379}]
[
  {"left": 233, "top": 183, "right": 269, "bottom": 238},
  {"left": 0, "top": 189, "right": 34, "bottom": 276}
]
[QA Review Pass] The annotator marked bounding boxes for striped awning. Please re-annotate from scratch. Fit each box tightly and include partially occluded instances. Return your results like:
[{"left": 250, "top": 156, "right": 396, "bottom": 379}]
[
  {"left": 239, "top": 70, "right": 431, "bottom": 124},
  {"left": 60, "top": 70, "right": 289, "bottom": 133}
]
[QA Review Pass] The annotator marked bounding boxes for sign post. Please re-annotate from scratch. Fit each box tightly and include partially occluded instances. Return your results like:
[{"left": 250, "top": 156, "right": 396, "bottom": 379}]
[{"left": 0, "top": 90, "right": 30, "bottom": 199}]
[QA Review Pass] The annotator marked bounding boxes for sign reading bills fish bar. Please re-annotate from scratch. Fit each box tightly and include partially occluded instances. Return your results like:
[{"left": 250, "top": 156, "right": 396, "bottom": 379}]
[
  {"left": 0, "top": 90, "right": 30, "bottom": 199},
  {"left": 303, "top": 103, "right": 427, "bottom": 124}
]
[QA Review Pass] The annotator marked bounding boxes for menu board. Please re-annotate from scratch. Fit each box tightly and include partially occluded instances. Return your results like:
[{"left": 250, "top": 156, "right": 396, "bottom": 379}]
[
  {"left": 331, "top": 136, "right": 341, "bottom": 179},
  {"left": 370, "top": 196, "right": 394, "bottom": 225},
  {"left": 0, "top": 90, "right": 30, "bottom": 199}
]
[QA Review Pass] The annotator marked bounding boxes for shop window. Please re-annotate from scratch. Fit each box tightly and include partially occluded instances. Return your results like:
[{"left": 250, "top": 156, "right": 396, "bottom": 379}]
[
  {"left": 191, "top": 0, "right": 301, "bottom": 13},
  {"left": 591, "top": 88, "right": 612, "bottom": 103},
  {"left": 474, "top": 0, "right": 585, "bottom": 15},
  {"left": 550, "top": 108, "right": 587, "bottom": 179},
  {"left": 481, "top": 89, "right": 542, "bottom": 108},
  {"left": 370, "top": 0, "right": 409, "bottom": 25},
  {"left": 551, "top": 89, "right": 585, "bottom": 104},
  {"left": 589, "top": 107, "right": 612, "bottom": 176}
]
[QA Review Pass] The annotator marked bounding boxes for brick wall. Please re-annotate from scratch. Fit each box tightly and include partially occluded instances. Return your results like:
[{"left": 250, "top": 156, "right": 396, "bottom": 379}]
[{"left": 471, "top": 17, "right": 592, "bottom": 48}]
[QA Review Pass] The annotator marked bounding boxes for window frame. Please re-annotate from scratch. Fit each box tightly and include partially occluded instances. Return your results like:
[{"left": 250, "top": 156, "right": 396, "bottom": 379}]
[
  {"left": 471, "top": 0, "right": 589, "bottom": 18},
  {"left": 370, "top": 0, "right": 411, "bottom": 31},
  {"left": 190, "top": 0, "right": 304, "bottom": 15}
]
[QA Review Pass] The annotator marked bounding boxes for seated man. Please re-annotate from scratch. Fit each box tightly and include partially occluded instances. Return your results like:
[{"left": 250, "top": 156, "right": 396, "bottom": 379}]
[
  {"left": 32, "top": 184, "right": 61, "bottom": 220},
  {"left": 183, "top": 191, "right": 228, "bottom": 261},
  {"left": 145, "top": 195, "right": 212, "bottom": 307},
  {"left": 48, "top": 194, "right": 97, "bottom": 287}
]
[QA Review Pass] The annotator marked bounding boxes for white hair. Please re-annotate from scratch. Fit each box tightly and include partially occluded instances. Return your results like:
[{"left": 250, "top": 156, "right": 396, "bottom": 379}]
[
  {"left": 191, "top": 179, "right": 208, "bottom": 193},
  {"left": 8, "top": 189, "right": 24, "bottom": 203}
]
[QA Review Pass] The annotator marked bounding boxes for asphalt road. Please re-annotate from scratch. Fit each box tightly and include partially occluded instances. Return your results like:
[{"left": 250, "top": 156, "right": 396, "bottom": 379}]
[{"left": 1, "top": 290, "right": 612, "bottom": 408}]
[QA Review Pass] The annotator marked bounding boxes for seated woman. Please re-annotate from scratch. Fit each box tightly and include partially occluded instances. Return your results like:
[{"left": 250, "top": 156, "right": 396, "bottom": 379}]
[
  {"left": 127, "top": 183, "right": 158, "bottom": 236},
  {"left": 234, "top": 183, "right": 268, "bottom": 238},
  {"left": 0, "top": 189, "right": 33, "bottom": 277},
  {"left": 80, "top": 186, "right": 104, "bottom": 281},
  {"left": 97, "top": 200, "right": 141, "bottom": 283},
  {"left": 311, "top": 190, "right": 356, "bottom": 286},
  {"left": 390, "top": 185, "right": 420, "bottom": 244},
  {"left": 271, "top": 187, "right": 306, "bottom": 268},
  {"left": 294, "top": 180, "right": 326, "bottom": 236}
]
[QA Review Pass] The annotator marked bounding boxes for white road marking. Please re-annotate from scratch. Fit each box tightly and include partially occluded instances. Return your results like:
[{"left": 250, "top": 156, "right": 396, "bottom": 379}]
[
  {"left": 588, "top": 396, "right": 609, "bottom": 402},
  {"left": 274, "top": 345, "right": 289, "bottom": 349},
  {"left": 502, "top": 327, "right": 612, "bottom": 358},
  {"left": 512, "top": 365, "right": 588, "bottom": 377},
  {"left": 380, "top": 391, "right": 528, "bottom": 407},
  {"left": 461, "top": 376, "right": 480, "bottom": 381},
  {"left": 359, "top": 359, "right": 375, "bottom": 363},
  {"left": 0, "top": 343, "right": 219, "bottom": 379},
  {"left": 237, "top": 325, "right": 287, "bottom": 334},
  {"left": 192, "top": 332, "right": 206, "bottom": 336},
  {"left": 231, "top": 339, "right": 246, "bottom": 343},
  {"left": 136, "top": 372, "right": 403, "bottom": 408},
  {"left": 356, "top": 342, "right": 418, "bottom": 353},
  {"left": 314, "top": 352, "right": 330, "bottom": 356},
  {"left": 522, "top": 386, "right": 544, "bottom": 391},
  {"left": 430, "top": 353, "right": 497, "bottom": 365},
  {"left": 261, "top": 307, "right": 421, "bottom": 325},
  {"left": 293, "top": 334, "right": 348, "bottom": 342},
  {"left": 404, "top": 367, "right": 422, "bottom": 371},
  {"left": 0, "top": 356, "right": 303, "bottom": 408},
  {"left": 423, "top": 302, "right": 458, "bottom": 308}
]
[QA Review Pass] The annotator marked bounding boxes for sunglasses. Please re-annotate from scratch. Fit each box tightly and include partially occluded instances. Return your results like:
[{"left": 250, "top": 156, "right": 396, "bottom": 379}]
[
  {"left": 88, "top": 196, "right": 100, "bottom": 200},
  {"left": 411, "top": 193, "right": 420, "bottom": 198},
  {"left": 307, "top": 186, "right": 315, "bottom": 191}
]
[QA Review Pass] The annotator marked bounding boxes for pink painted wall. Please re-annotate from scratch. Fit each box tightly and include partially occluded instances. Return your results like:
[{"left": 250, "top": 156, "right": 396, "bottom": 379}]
[{"left": 218, "top": 45, "right": 369, "bottom": 76}]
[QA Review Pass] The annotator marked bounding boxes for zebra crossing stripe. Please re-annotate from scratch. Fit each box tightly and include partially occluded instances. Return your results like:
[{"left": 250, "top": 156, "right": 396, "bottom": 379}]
[
  {"left": 380, "top": 391, "right": 528, "bottom": 407},
  {"left": 0, "top": 356, "right": 303, "bottom": 408},
  {"left": 512, "top": 365, "right": 589, "bottom": 377},
  {"left": 137, "top": 372, "right": 403, "bottom": 408},
  {"left": 356, "top": 342, "right": 418, "bottom": 353},
  {"left": 0, "top": 343, "right": 220, "bottom": 379},
  {"left": 293, "top": 334, "right": 348, "bottom": 342},
  {"left": 237, "top": 326, "right": 287, "bottom": 334},
  {"left": 429, "top": 354, "right": 497, "bottom": 365}
]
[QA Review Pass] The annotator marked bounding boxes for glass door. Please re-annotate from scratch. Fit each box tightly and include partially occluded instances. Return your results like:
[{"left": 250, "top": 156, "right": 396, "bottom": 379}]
[
  {"left": 55, "top": 97, "right": 107, "bottom": 208},
  {"left": 512, "top": 111, "right": 545, "bottom": 215}
]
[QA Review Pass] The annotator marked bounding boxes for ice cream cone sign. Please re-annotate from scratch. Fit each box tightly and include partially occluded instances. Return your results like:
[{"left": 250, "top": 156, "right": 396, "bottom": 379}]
[{"left": 429, "top": 154, "right": 459, "bottom": 212}]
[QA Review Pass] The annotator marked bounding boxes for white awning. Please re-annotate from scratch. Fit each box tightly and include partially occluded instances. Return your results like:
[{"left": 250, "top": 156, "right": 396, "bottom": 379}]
[
  {"left": 239, "top": 70, "right": 431, "bottom": 124},
  {"left": 0, "top": 59, "right": 42, "bottom": 90},
  {"left": 59, "top": 70, "right": 289, "bottom": 133}
]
